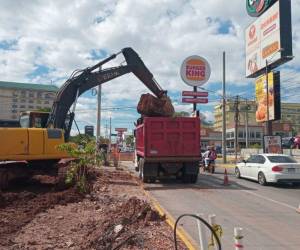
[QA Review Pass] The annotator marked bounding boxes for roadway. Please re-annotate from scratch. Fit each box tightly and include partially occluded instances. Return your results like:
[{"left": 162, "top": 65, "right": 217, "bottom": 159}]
[{"left": 121, "top": 161, "right": 300, "bottom": 250}]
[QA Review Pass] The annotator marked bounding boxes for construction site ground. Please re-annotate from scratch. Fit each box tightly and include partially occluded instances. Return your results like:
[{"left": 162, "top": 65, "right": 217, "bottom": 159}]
[
  {"left": 0, "top": 167, "right": 187, "bottom": 250},
  {"left": 121, "top": 161, "right": 300, "bottom": 250}
]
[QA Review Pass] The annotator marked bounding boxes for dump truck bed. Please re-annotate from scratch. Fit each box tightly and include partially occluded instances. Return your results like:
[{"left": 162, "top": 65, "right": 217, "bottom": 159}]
[{"left": 136, "top": 117, "right": 200, "bottom": 158}]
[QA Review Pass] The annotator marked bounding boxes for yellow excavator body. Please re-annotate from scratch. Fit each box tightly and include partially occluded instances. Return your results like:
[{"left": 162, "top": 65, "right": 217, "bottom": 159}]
[{"left": 0, "top": 127, "right": 68, "bottom": 161}]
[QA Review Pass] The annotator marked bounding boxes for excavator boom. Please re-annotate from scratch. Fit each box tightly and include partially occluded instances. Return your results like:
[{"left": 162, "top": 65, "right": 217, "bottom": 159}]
[{"left": 47, "top": 47, "right": 167, "bottom": 140}]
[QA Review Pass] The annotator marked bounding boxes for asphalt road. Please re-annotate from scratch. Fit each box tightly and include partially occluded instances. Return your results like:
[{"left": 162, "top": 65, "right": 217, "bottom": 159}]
[{"left": 121, "top": 161, "right": 300, "bottom": 250}]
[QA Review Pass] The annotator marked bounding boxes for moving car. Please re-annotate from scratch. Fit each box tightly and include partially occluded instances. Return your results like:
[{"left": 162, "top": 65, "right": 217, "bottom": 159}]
[{"left": 235, "top": 154, "right": 300, "bottom": 185}]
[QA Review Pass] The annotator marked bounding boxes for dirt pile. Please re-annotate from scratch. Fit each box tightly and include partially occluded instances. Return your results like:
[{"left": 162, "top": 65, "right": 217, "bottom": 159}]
[
  {"left": 0, "top": 184, "right": 83, "bottom": 249},
  {"left": 137, "top": 93, "right": 174, "bottom": 117},
  {"left": 0, "top": 168, "right": 187, "bottom": 250},
  {"left": 85, "top": 197, "right": 164, "bottom": 250}
]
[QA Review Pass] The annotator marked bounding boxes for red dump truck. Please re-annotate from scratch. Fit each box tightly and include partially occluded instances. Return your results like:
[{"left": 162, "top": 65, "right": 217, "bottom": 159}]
[{"left": 135, "top": 117, "right": 200, "bottom": 183}]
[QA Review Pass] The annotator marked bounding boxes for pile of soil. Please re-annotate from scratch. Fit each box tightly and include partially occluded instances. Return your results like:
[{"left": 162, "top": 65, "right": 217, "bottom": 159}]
[
  {"left": 0, "top": 168, "right": 187, "bottom": 250},
  {"left": 137, "top": 93, "right": 174, "bottom": 117}
]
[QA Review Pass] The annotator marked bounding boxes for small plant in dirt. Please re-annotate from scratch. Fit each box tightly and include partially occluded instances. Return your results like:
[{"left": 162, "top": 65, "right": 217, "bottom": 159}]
[{"left": 58, "top": 138, "right": 104, "bottom": 193}]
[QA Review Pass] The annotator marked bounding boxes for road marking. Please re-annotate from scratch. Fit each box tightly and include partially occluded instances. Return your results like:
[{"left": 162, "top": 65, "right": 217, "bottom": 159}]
[{"left": 242, "top": 190, "right": 298, "bottom": 211}]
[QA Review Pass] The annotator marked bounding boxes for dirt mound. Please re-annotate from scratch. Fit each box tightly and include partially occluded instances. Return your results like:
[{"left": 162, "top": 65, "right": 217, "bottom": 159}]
[
  {"left": 137, "top": 93, "right": 174, "bottom": 117},
  {"left": 85, "top": 197, "right": 164, "bottom": 249},
  {"left": 0, "top": 168, "right": 186, "bottom": 250},
  {"left": 0, "top": 183, "right": 83, "bottom": 248}
]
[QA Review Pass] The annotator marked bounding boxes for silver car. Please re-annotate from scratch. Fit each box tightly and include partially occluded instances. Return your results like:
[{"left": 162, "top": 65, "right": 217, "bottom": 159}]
[{"left": 235, "top": 154, "right": 300, "bottom": 185}]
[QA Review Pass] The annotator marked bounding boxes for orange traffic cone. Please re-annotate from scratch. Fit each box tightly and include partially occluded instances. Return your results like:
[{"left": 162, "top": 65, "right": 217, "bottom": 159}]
[{"left": 223, "top": 168, "right": 229, "bottom": 186}]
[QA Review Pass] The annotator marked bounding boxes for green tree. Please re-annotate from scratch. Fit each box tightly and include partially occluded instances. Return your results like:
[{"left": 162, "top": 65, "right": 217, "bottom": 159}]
[{"left": 125, "top": 135, "right": 134, "bottom": 147}]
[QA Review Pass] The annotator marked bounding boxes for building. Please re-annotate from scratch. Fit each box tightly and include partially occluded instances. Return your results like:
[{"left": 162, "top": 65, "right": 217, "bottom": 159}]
[
  {"left": 200, "top": 126, "right": 222, "bottom": 151},
  {"left": 214, "top": 100, "right": 300, "bottom": 148},
  {"left": 0, "top": 81, "right": 58, "bottom": 121}
]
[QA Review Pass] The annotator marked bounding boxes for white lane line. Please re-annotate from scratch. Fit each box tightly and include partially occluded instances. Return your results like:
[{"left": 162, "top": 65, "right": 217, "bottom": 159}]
[{"left": 242, "top": 190, "right": 298, "bottom": 211}]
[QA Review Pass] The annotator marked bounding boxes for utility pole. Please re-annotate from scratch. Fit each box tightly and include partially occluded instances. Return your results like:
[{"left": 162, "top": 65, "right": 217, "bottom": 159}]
[
  {"left": 96, "top": 67, "right": 102, "bottom": 146},
  {"left": 265, "top": 60, "right": 272, "bottom": 135},
  {"left": 245, "top": 99, "right": 249, "bottom": 148},
  {"left": 234, "top": 96, "right": 240, "bottom": 163},
  {"left": 222, "top": 51, "right": 227, "bottom": 164}
]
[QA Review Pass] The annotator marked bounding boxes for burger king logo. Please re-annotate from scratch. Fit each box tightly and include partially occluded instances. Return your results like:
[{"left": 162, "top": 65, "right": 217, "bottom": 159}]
[
  {"left": 246, "top": 0, "right": 276, "bottom": 17},
  {"left": 180, "top": 55, "right": 211, "bottom": 87}
]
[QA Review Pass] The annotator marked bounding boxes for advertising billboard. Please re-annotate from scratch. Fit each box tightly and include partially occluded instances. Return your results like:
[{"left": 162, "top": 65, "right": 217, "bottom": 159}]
[
  {"left": 180, "top": 55, "right": 211, "bottom": 87},
  {"left": 245, "top": 0, "right": 292, "bottom": 78},
  {"left": 255, "top": 71, "right": 280, "bottom": 122},
  {"left": 263, "top": 135, "right": 282, "bottom": 153},
  {"left": 246, "top": 0, "right": 277, "bottom": 17}
]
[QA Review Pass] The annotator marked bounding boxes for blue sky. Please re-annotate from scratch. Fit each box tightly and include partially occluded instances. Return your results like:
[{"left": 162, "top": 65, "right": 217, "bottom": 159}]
[{"left": 0, "top": 0, "right": 299, "bottom": 136}]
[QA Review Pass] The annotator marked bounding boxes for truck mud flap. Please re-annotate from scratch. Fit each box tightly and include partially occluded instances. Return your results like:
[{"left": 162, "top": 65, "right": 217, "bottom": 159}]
[{"left": 143, "top": 162, "right": 158, "bottom": 177}]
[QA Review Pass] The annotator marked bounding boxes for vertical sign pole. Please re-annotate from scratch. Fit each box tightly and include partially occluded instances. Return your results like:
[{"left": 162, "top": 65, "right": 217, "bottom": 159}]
[{"left": 193, "top": 86, "right": 197, "bottom": 112}]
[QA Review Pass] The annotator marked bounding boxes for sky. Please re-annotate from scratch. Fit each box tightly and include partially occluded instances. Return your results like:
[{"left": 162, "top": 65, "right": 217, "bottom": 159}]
[{"left": 0, "top": 0, "right": 300, "bottom": 136}]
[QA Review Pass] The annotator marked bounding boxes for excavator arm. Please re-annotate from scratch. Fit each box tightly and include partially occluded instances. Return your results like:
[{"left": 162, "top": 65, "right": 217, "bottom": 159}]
[{"left": 47, "top": 47, "right": 167, "bottom": 140}]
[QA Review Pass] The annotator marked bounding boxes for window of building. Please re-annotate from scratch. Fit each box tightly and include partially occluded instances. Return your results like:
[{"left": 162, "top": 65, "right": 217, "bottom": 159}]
[
  {"left": 250, "top": 131, "right": 255, "bottom": 138},
  {"left": 44, "top": 101, "right": 49, "bottom": 105},
  {"left": 11, "top": 104, "right": 18, "bottom": 108},
  {"left": 256, "top": 132, "right": 261, "bottom": 138},
  {"left": 21, "top": 99, "right": 26, "bottom": 103},
  {"left": 36, "top": 106, "right": 42, "bottom": 109},
  {"left": 28, "top": 105, "right": 34, "bottom": 109},
  {"left": 20, "top": 105, "right": 25, "bottom": 108},
  {"left": 238, "top": 131, "right": 244, "bottom": 138},
  {"left": 45, "top": 93, "right": 54, "bottom": 99},
  {"left": 226, "top": 132, "right": 231, "bottom": 138},
  {"left": 13, "top": 99, "right": 18, "bottom": 102},
  {"left": 12, "top": 109, "right": 17, "bottom": 113},
  {"left": 231, "top": 132, "right": 234, "bottom": 138},
  {"left": 28, "top": 92, "right": 34, "bottom": 98},
  {"left": 20, "top": 90, "right": 26, "bottom": 97},
  {"left": 28, "top": 100, "right": 34, "bottom": 104}
]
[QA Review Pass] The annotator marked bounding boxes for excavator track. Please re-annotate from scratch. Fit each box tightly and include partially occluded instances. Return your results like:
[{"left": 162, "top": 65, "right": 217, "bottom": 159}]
[{"left": 0, "top": 161, "right": 30, "bottom": 190}]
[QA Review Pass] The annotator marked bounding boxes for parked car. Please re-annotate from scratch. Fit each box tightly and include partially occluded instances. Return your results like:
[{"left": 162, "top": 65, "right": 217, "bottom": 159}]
[{"left": 235, "top": 154, "right": 300, "bottom": 185}]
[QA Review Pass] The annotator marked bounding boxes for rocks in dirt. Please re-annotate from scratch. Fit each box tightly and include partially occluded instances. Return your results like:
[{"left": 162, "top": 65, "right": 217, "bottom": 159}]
[
  {"left": 66, "top": 240, "right": 74, "bottom": 248},
  {"left": 114, "top": 224, "right": 124, "bottom": 234},
  {"left": 137, "top": 93, "right": 175, "bottom": 117},
  {"left": 56, "top": 215, "right": 64, "bottom": 220}
]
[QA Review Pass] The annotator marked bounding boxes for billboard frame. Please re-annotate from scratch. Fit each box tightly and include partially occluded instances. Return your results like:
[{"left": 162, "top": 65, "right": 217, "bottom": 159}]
[{"left": 245, "top": 0, "right": 293, "bottom": 78}]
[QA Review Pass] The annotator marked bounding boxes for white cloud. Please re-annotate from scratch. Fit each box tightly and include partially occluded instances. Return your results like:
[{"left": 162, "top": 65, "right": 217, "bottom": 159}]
[{"left": 0, "top": 0, "right": 299, "bottom": 130}]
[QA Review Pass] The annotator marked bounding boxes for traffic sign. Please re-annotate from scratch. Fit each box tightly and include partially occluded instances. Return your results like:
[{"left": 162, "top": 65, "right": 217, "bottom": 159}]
[
  {"left": 182, "top": 98, "right": 208, "bottom": 104},
  {"left": 182, "top": 91, "right": 208, "bottom": 97}
]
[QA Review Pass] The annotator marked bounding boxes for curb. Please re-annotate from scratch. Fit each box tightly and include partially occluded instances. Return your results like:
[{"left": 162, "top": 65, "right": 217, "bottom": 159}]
[
  {"left": 119, "top": 162, "right": 198, "bottom": 249},
  {"left": 142, "top": 188, "right": 198, "bottom": 250},
  {"left": 217, "top": 164, "right": 236, "bottom": 169}
]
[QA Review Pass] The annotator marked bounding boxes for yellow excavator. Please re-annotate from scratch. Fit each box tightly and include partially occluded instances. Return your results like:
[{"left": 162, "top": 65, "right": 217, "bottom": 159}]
[{"left": 0, "top": 47, "right": 170, "bottom": 189}]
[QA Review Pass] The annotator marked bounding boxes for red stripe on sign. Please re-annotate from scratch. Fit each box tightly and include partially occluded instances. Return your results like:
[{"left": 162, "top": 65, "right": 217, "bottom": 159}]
[
  {"left": 234, "top": 243, "right": 244, "bottom": 248},
  {"left": 182, "top": 98, "right": 208, "bottom": 104},
  {"left": 182, "top": 91, "right": 208, "bottom": 97}
]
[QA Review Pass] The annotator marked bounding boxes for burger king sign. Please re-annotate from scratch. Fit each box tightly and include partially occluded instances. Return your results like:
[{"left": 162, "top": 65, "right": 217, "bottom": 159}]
[{"left": 180, "top": 55, "right": 211, "bottom": 87}]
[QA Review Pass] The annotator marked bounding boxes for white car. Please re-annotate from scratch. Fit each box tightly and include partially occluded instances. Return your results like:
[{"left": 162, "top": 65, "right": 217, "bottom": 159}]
[{"left": 235, "top": 154, "right": 300, "bottom": 185}]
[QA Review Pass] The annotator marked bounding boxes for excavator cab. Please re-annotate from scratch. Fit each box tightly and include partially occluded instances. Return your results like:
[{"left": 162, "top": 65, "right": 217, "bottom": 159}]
[{"left": 19, "top": 111, "right": 50, "bottom": 128}]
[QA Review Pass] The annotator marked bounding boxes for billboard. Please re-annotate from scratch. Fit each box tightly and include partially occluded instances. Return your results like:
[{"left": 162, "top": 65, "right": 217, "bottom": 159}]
[
  {"left": 180, "top": 55, "right": 211, "bottom": 87},
  {"left": 245, "top": 0, "right": 292, "bottom": 78},
  {"left": 246, "top": 0, "right": 277, "bottom": 17},
  {"left": 263, "top": 135, "right": 282, "bottom": 153},
  {"left": 255, "top": 71, "right": 280, "bottom": 122}
]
